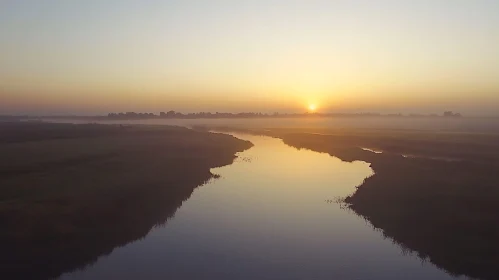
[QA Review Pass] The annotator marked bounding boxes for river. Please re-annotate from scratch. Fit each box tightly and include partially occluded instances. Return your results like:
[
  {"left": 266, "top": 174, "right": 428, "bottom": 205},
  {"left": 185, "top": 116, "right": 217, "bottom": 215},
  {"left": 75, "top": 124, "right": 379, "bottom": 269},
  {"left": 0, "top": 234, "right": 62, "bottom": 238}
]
[{"left": 60, "top": 132, "right": 458, "bottom": 280}]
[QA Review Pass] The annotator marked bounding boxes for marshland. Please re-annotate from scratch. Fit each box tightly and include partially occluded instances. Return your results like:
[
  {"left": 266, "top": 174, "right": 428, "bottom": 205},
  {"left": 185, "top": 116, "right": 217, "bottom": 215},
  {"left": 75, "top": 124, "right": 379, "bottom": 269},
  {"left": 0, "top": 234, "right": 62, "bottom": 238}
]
[{"left": 2, "top": 1, "right": 499, "bottom": 279}]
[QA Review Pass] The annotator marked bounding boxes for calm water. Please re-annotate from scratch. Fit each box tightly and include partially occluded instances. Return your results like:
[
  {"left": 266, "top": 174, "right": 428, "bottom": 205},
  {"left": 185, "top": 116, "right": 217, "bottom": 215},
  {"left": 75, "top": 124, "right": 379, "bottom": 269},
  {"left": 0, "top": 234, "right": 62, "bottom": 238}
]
[{"left": 60, "top": 133, "right": 458, "bottom": 280}]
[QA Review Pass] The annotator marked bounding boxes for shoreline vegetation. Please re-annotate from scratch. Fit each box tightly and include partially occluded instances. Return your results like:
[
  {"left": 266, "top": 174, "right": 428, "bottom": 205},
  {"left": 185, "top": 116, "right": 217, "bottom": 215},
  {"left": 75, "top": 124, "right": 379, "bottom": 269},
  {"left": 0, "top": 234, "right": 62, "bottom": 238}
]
[
  {"left": 202, "top": 125, "right": 499, "bottom": 280},
  {"left": 1, "top": 111, "right": 466, "bottom": 121},
  {"left": 2, "top": 121, "right": 498, "bottom": 280},
  {"left": 106, "top": 110, "right": 463, "bottom": 119},
  {"left": 0, "top": 122, "right": 252, "bottom": 280}
]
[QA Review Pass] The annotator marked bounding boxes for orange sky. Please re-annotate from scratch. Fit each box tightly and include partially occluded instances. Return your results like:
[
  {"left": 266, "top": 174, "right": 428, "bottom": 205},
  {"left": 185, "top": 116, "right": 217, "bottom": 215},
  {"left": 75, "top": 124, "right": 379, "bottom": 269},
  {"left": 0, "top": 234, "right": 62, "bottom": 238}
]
[{"left": 1, "top": 1, "right": 499, "bottom": 115}]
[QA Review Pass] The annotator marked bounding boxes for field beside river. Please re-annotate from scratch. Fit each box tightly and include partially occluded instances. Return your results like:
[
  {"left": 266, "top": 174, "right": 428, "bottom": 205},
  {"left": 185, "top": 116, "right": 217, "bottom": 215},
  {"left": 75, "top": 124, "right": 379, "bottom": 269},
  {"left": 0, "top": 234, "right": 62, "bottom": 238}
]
[
  {"left": 274, "top": 128, "right": 499, "bottom": 280},
  {"left": 203, "top": 124, "right": 499, "bottom": 280},
  {"left": 0, "top": 122, "right": 252, "bottom": 280}
]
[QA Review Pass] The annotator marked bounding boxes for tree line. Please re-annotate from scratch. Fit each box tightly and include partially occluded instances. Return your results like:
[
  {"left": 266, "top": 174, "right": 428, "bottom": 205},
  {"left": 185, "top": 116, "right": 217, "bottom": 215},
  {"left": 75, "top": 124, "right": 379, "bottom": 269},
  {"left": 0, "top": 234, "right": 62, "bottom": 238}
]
[{"left": 106, "top": 111, "right": 463, "bottom": 119}]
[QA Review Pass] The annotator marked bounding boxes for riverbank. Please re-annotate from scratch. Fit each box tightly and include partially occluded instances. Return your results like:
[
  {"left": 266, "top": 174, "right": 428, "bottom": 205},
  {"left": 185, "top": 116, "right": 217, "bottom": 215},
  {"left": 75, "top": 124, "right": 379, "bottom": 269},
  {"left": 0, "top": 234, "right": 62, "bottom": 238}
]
[
  {"left": 275, "top": 129, "right": 499, "bottom": 280},
  {"left": 0, "top": 122, "right": 252, "bottom": 279},
  {"left": 199, "top": 125, "right": 499, "bottom": 279}
]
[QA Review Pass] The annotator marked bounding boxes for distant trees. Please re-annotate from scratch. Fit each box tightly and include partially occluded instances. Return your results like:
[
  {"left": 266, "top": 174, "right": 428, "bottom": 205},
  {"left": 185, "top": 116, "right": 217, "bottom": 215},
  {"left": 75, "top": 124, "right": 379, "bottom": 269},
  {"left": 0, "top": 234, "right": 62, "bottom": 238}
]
[
  {"left": 443, "top": 111, "right": 462, "bottom": 118},
  {"left": 105, "top": 111, "right": 464, "bottom": 119},
  {"left": 107, "top": 112, "right": 156, "bottom": 119},
  {"left": 107, "top": 111, "right": 280, "bottom": 119}
]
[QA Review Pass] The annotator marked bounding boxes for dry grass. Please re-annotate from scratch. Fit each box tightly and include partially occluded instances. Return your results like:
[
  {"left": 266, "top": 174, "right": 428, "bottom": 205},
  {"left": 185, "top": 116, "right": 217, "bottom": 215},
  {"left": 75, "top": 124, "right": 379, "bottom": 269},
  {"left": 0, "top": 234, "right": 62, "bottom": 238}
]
[
  {"left": 274, "top": 128, "right": 499, "bottom": 280},
  {"left": 0, "top": 122, "right": 252, "bottom": 280}
]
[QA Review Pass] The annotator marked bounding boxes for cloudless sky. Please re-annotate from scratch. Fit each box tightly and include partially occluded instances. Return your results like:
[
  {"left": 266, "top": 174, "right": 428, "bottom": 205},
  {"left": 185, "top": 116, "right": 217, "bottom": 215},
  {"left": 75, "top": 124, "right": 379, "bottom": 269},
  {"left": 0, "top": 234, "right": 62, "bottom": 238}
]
[{"left": 1, "top": 0, "right": 498, "bottom": 115}]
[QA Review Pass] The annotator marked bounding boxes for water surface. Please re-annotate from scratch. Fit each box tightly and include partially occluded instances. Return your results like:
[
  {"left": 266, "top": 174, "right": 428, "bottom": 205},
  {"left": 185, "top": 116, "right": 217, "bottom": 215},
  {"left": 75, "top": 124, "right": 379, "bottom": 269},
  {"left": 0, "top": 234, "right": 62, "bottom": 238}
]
[{"left": 61, "top": 133, "right": 458, "bottom": 280}]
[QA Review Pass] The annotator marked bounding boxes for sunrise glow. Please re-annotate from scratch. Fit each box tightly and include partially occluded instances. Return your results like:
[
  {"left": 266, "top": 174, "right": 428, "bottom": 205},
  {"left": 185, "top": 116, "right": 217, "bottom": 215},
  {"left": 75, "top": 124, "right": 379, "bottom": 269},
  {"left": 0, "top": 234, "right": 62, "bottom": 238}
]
[{"left": 1, "top": 1, "right": 499, "bottom": 115}]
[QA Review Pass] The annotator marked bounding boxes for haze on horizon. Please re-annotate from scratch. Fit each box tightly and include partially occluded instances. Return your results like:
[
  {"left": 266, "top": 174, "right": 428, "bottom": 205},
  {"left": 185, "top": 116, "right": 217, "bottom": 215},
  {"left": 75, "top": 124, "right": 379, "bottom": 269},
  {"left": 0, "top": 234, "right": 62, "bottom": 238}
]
[{"left": 1, "top": 0, "right": 498, "bottom": 116}]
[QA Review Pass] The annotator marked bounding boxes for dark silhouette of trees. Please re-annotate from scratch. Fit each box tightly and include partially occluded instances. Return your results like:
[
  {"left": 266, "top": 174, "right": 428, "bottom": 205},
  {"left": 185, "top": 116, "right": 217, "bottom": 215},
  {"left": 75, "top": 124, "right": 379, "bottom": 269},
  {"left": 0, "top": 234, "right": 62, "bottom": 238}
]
[
  {"left": 106, "top": 111, "right": 465, "bottom": 119},
  {"left": 443, "top": 111, "right": 462, "bottom": 117}
]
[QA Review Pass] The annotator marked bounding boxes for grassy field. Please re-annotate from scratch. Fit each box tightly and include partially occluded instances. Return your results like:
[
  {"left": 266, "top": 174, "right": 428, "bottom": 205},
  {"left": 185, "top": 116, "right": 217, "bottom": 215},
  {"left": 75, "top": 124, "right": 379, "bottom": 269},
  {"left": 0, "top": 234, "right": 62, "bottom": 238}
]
[
  {"left": 0, "top": 122, "right": 252, "bottom": 280},
  {"left": 205, "top": 125, "right": 499, "bottom": 280},
  {"left": 275, "top": 129, "right": 499, "bottom": 280},
  {"left": 3, "top": 121, "right": 498, "bottom": 279}
]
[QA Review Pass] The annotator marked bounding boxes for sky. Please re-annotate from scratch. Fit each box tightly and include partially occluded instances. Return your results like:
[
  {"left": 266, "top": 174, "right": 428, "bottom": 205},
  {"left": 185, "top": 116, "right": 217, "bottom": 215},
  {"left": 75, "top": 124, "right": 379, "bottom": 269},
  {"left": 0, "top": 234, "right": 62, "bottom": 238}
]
[{"left": 1, "top": 0, "right": 498, "bottom": 115}]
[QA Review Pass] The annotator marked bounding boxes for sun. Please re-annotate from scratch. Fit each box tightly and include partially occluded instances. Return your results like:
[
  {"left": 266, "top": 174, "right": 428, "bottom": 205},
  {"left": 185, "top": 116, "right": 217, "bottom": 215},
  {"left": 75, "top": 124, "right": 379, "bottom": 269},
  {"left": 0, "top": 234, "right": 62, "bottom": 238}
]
[{"left": 308, "top": 104, "right": 317, "bottom": 112}]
